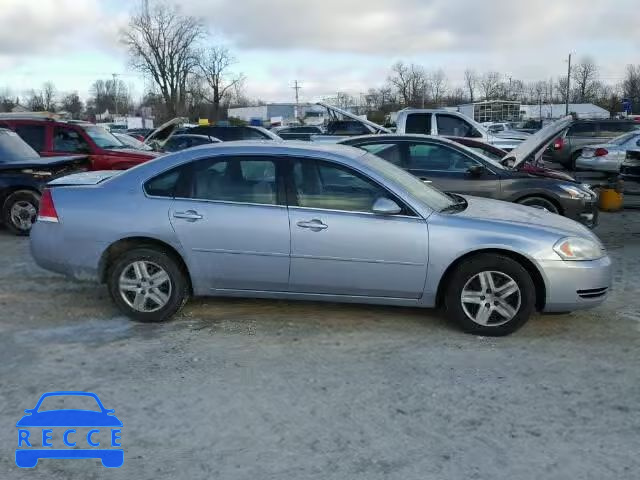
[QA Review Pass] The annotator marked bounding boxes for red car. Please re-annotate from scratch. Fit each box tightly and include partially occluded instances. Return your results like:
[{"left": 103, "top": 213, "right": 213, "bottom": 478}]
[{"left": 0, "top": 116, "right": 160, "bottom": 170}]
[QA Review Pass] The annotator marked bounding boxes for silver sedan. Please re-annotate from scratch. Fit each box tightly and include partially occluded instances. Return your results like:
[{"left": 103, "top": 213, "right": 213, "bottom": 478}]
[
  {"left": 30, "top": 142, "right": 612, "bottom": 336},
  {"left": 575, "top": 131, "right": 640, "bottom": 172}
]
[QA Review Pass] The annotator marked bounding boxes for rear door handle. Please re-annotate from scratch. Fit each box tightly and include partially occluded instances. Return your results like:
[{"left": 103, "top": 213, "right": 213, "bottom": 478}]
[
  {"left": 297, "top": 219, "right": 328, "bottom": 231},
  {"left": 173, "top": 210, "right": 203, "bottom": 221}
]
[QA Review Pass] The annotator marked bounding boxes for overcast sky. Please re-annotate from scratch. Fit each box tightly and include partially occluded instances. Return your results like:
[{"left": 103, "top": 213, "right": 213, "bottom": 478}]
[{"left": 0, "top": 0, "right": 638, "bottom": 103}]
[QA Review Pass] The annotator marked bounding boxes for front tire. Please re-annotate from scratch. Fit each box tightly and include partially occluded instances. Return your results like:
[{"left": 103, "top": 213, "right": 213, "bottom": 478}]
[
  {"left": 516, "top": 196, "right": 560, "bottom": 214},
  {"left": 2, "top": 190, "right": 40, "bottom": 236},
  {"left": 107, "top": 247, "right": 189, "bottom": 322},
  {"left": 444, "top": 254, "right": 536, "bottom": 336}
]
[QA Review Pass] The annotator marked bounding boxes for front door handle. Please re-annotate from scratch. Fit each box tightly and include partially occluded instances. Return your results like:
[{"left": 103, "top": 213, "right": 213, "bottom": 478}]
[
  {"left": 297, "top": 219, "right": 328, "bottom": 231},
  {"left": 419, "top": 177, "right": 433, "bottom": 183},
  {"left": 173, "top": 210, "right": 203, "bottom": 221}
]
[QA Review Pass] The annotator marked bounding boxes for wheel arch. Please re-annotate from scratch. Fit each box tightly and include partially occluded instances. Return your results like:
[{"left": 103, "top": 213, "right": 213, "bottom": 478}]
[
  {"left": 435, "top": 248, "right": 547, "bottom": 311},
  {"left": 0, "top": 186, "right": 41, "bottom": 207},
  {"left": 98, "top": 236, "right": 193, "bottom": 293}
]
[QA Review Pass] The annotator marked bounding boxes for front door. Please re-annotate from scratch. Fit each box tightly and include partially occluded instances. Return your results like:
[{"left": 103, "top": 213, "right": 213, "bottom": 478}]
[
  {"left": 404, "top": 142, "right": 501, "bottom": 199},
  {"left": 169, "top": 156, "right": 290, "bottom": 291},
  {"left": 287, "top": 158, "right": 428, "bottom": 299}
]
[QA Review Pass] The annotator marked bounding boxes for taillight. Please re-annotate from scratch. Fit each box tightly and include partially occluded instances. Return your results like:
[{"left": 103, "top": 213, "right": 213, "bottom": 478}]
[
  {"left": 37, "top": 189, "right": 59, "bottom": 223},
  {"left": 594, "top": 148, "right": 608, "bottom": 157},
  {"left": 553, "top": 137, "right": 564, "bottom": 150}
]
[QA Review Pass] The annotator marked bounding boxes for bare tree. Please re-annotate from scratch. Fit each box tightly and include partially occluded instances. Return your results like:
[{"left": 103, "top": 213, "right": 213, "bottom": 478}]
[
  {"left": 121, "top": 2, "right": 204, "bottom": 118},
  {"left": 479, "top": 72, "right": 501, "bottom": 101},
  {"left": 572, "top": 57, "right": 599, "bottom": 102},
  {"left": 61, "top": 93, "right": 84, "bottom": 119},
  {"left": 429, "top": 69, "right": 448, "bottom": 106},
  {"left": 388, "top": 61, "right": 426, "bottom": 107},
  {"left": 464, "top": 69, "right": 477, "bottom": 103},
  {"left": 42, "top": 82, "right": 57, "bottom": 111},
  {"left": 196, "top": 46, "right": 246, "bottom": 121},
  {"left": 623, "top": 65, "right": 640, "bottom": 113}
]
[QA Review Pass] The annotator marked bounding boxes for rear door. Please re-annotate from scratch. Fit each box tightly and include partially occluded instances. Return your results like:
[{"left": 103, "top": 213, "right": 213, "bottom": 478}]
[
  {"left": 286, "top": 157, "right": 428, "bottom": 298},
  {"left": 168, "top": 155, "right": 290, "bottom": 292}
]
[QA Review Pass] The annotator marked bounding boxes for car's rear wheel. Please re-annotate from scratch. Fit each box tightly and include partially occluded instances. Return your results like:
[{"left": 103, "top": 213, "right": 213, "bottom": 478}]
[
  {"left": 516, "top": 196, "right": 560, "bottom": 214},
  {"left": 2, "top": 190, "right": 40, "bottom": 236},
  {"left": 444, "top": 254, "right": 536, "bottom": 336},
  {"left": 107, "top": 247, "right": 189, "bottom": 322}
]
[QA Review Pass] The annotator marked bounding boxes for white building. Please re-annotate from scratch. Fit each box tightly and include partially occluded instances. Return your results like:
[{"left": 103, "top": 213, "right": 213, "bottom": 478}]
[{"left": 520, "top": 103, "right": 610, "bottom": 120}]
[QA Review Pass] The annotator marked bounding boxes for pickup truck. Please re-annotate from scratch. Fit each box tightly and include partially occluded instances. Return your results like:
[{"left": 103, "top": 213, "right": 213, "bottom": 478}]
[
  {"left": 394, "top": 109, "right": 528, "bottom": 151},
  {"left": 0, "top": 128, "right": 89, "bottom": 235}
]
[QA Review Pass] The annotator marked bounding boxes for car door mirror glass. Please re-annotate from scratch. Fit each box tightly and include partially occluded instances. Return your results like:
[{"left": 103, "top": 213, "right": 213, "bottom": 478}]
[{"left": 372, "top": 197, "right": 401, "bottom": 215}]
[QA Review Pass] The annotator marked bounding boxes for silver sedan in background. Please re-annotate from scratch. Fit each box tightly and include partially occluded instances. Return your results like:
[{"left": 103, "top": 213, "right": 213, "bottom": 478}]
[
  {"left": 30, "top": 142, "right": 611, "bottom": 336},
  {"left": 575, "top": 130, "right": 640, "bottom": 173}
]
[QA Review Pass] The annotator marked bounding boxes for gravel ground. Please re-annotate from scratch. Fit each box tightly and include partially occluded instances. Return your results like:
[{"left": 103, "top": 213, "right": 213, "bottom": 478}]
[{"left": 0, "top": 209, "right": 639, "bottom": 480}]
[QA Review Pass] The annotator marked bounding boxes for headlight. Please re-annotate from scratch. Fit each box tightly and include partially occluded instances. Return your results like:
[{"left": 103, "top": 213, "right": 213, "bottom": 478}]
[
  {"left": 553, "top": 237, "right": 604, "bottom": 261},
  {"left": 559, "top": 184, "right": 591, "bottom": 199}
]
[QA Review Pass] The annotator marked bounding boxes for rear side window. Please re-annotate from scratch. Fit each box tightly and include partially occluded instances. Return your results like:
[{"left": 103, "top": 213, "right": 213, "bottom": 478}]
[
  {"left": 14, "top": 124, "right": 45, "bottom": 151},
  {"left": 568, "top": 123, "right": 597, "bottom": 137},
  {"left": 404, "top": 113, "right": 432, "bottom": 134},
  {"left": 145, "top": 168, "right": 183, "bottom": 197}
]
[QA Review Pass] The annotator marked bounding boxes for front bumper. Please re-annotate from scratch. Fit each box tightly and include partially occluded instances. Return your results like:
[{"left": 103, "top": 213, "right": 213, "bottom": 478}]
[
  {"left": 561, "top": 195, "right": 599, "bottom": 229},
  {"left": 539, "top": 255, "right": 612, "bottom": 312},
  {"left": 621, "top": 164, "right": 640, "bottom": 183}
]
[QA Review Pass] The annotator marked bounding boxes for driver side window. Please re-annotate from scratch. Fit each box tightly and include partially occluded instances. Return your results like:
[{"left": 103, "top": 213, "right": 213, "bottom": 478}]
[{"left": 407, "top": 143, "right": 480, "bottom": 172}]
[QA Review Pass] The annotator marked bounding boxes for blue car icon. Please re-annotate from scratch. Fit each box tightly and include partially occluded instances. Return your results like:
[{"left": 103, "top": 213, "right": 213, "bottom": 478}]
[{"left": 16, "top": 391, "right": 123, "bottom": 468}]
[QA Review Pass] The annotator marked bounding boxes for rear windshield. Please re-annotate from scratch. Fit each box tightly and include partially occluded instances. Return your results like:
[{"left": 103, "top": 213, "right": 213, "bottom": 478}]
[{"left": 0, "top": 129, "right": 40, "bottom": 163}]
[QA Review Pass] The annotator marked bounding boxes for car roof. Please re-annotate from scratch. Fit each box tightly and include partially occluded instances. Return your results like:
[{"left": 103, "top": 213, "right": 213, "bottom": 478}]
[{"left": 338, "top": 133, "right": 457, "bottom": 146}]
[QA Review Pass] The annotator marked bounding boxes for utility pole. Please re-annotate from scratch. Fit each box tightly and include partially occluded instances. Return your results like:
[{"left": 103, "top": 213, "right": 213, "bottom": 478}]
[
  {"left": 565, "top": 53, "right": 572, "bottom": 116},
  {"left": 292, "top": 80, "right": 301, "bottom": 105}
]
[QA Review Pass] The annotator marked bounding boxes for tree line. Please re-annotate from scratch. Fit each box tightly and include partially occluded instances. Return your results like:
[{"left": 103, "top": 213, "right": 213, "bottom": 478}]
[{"left": 1, "top": 1, "right": 640, "bottom": 124}]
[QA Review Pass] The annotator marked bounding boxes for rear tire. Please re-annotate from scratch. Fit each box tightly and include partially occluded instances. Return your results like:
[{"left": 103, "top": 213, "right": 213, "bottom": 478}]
[
  {"left": 2, "top": 190, "right": 40, "bottom": 236},
  {"left": 107, "top": 247, "right": 189, "bottom": 322},
  {"left": 444, "top": 254, "right": 536, "bottom": 336}
]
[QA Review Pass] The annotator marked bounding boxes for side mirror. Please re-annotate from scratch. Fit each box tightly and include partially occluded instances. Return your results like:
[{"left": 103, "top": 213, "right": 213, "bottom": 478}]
[
  {"left": 372, "top": 197, "right": 401, "bottom": 215},
  {"left": 467, "top": 165, "right": 486, "bottom": 177}
]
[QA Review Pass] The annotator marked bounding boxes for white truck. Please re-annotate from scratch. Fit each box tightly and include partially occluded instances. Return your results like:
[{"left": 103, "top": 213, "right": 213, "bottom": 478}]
[
  {"left": 310, "top": 103, "right": 527, "bottom": 150},
  {"left": 393, "top": 109, "right": 529, "bottom": 151}
]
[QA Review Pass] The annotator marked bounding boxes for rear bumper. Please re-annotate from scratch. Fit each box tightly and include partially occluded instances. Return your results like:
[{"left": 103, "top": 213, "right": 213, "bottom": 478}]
[
  {"left": 540, "top": 256, "right": 612, "bottom": 312},
  {"left": 30, "top": 221, "right": 103, "bottom": 282}
]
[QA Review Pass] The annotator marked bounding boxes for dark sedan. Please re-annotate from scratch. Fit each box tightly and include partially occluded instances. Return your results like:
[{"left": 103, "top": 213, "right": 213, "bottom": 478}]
[
  {"left": 0, "top": 128, "right": 88, "bottom": 235},
  {"left": 161, "top": 134, "right": 220, "bottom": 153},
  {"left": 339, "top": 133, "right": 598, "bottom": 227}
]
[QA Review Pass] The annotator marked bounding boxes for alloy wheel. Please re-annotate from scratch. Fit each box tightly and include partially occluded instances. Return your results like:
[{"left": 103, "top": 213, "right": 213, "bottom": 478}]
[
  {"left": 10, "top": 200, "right": 37, "bottom": 232},
  {"left": 460, "top": 271, "right": 521, "bottom": 326},
  {"left": 118, "top": 260, "right": 172, "bottom": 313}
]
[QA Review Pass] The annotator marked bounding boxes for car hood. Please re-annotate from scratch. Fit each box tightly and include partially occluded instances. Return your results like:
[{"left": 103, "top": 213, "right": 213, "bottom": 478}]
[
  {"left": 16, "top": 410, "right": 122, "bottom": 427},
  {"left": 455, "top": 195, "right": 595, "bottom": 238},
  {"left": 505, "top": 116, "right": 574, "bottom": 167},
  {"left": 144, "top": 117, "right": 184, "bottom": 148}
]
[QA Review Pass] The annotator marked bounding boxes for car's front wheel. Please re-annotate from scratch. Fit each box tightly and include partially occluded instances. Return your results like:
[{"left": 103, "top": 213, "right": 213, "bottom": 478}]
[
  {"left": 444, "top": 253, "right": 536, "bottom": 336},
  {"left": 517, "top": 196, "right": 560, "bottom": 214},
  {"left": 107, "top": 247, "right": 190, "bottom": 322}
]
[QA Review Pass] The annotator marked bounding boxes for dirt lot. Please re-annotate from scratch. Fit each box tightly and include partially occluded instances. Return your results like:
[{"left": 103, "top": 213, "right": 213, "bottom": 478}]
[{"left": 0, "top": 209, "right": 639, "bottom": 480}]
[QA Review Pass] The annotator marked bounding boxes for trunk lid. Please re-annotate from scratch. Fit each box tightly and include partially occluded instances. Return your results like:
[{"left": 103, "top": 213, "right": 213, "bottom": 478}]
[{"left": 47, "top": 170, "right": 120, "bottom": 186}]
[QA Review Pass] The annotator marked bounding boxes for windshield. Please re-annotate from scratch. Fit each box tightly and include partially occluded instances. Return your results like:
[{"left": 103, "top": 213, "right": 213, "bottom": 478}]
[
  {"left": 359, "top": 152, "right": 455, "bottom": 212},
  {"left": 610, "top": 131, "right": 640, "bottom": 145},
  {"left": 83, "top": 125, "right": 125, "bottom": 149},
  {"left": 0, "top": 129, "right": 40, "bottom": 162}
]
